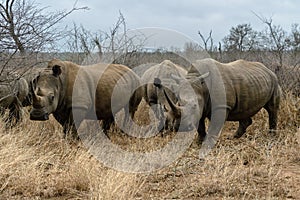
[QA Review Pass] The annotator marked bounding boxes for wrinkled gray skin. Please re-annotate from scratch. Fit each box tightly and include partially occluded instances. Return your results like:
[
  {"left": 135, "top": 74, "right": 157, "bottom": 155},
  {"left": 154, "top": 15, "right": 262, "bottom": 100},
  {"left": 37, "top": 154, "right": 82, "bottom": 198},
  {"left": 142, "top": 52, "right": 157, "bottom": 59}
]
[
  {"left": 141, "top": 60, "right": 187, "bottom": 131},
  {"left": 30, "top": 59, "right": 142, "bottom": 138},
  {"left": 0, "top": 77, "right": 30, "bottom": 126},
  {"left": 155, "top": 58, "right": 281, "bottom": 143}
]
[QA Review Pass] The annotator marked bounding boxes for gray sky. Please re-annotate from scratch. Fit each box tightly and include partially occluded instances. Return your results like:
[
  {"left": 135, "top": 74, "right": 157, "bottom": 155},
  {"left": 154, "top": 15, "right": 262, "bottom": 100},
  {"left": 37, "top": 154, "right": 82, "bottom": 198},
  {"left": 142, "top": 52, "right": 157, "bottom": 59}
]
[{"left": 41, "top": 0, "right": 300, "bottom": 48}]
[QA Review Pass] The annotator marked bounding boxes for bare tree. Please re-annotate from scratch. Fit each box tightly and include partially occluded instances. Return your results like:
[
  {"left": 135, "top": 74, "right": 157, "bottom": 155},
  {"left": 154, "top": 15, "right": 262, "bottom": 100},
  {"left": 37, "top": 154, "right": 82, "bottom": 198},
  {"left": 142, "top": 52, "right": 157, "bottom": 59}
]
[
  {"left": 104, "top": 11, "right": 144, "bottom": 61},
  {"left": 198, "top": 30, "right": 213, "bottom": 52},
  {"left": 66, "top": 23, "right": 104, "bottom": 64},
  {"left": 289, "top": 24, "right": 300, "bottom": 52},
  {"left": 102, "top": 11, "right": 147, "bottom": 64},
  {"left": 0, "top": 0, "right": 88, "bottom": 54},
  {"left": 0, "top": 0, "right": 88, "bottom": 77},
  {"left": 65, "top": 11, "right": 147, "bottom": 66},
  {"left": 110, "top": 11, "right": 126, "bottom": 60},
  {"left": 254, "top": 13, "right": 289, "bottom": 68}
]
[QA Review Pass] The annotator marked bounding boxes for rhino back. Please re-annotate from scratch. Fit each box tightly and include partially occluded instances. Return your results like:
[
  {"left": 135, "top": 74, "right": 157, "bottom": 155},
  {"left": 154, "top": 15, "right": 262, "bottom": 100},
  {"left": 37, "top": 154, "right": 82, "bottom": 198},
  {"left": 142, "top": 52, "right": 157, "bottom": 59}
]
[
  {"left": 58, "top": 62, "right": 140, "bottom": 121},
  {"left": 142, "top": 60, "right": 187, "bottom": 103},
  {"left": 219, "top": 60, "right": 279, "bottom": 119},
  {"left": 93, "top": 64, "right": 140, "bottom": 118},
  {"left": 142, "top": 61, "right": 186, "bottom": 83},
  {"left": 191, "top": 59, "right": 279, "bottom": 120},
  {"left": 15, "top": 78, "right": 29, "bottom": 103},
  {"left": 63, "top": 61, "right": 183, "bottom": 120}
]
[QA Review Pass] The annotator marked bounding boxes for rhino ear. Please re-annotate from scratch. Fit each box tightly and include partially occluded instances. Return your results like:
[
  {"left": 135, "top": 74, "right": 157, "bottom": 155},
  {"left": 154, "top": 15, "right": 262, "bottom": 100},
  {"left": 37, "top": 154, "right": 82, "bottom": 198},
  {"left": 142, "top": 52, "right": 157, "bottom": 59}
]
[
  {"left": 52, "top": 65, "right": 62, "bottom": 77},
  {"left": 153, "top": 78, "right": 162, "bottom": 88}
]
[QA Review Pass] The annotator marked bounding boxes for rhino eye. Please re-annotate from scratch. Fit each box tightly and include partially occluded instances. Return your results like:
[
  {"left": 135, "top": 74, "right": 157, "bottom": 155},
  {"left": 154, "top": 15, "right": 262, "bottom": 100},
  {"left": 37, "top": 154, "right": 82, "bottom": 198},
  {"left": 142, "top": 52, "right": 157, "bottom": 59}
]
[{"left": 49, "top": 94, "right": 55, "bottom": 102}]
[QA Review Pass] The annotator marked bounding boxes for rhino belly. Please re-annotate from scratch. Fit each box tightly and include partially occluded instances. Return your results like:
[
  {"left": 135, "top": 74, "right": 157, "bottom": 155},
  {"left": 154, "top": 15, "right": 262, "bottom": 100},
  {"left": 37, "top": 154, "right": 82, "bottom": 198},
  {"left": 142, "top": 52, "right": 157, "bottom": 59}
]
[
  {"left": 226, "top": 94, "right": 269, "bottom": 121},
  {"left": 227, "top": 107, "right": 263, "bottom": 121},
  {"left": 84, "top": 100, "right": 123, "bottom": 120},
  {"left": 225, "top": 73, "right": 274, "bottom": 121},
  {"left": 90, "top": 82, "right": 136, "bottom": 120}
]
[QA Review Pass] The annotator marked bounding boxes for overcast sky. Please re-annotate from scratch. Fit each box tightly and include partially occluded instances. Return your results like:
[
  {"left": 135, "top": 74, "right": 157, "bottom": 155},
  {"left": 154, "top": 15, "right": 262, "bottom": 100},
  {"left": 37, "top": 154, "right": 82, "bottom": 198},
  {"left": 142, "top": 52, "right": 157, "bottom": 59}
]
[{"left": 41, "top": 0, "right": 300, "bottom": 49}]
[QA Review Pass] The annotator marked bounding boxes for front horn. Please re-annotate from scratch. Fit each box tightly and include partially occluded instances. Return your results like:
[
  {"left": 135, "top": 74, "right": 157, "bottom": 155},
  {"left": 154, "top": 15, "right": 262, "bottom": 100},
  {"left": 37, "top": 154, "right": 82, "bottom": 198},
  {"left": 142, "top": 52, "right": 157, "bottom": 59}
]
[{"left": 154, "top": 78, "right": 181, "bottom": 116}]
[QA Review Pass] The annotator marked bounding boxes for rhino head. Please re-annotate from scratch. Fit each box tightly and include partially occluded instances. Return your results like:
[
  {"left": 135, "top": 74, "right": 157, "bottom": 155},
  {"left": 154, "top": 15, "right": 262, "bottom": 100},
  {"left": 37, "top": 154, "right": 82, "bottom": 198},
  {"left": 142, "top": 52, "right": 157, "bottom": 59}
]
[
  {"left": 154, "top": 72, "right": 210, "bottom": 132},
  {"left": 30, "top": 64, "right": 62, "bottom": 121}
]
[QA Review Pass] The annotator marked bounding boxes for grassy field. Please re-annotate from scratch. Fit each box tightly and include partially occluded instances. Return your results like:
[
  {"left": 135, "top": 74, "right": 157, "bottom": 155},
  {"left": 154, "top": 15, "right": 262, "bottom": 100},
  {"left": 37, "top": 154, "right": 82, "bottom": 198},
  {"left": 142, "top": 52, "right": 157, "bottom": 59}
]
[{"left": 0, "top": 93, "right": 299, "bottom": 199}]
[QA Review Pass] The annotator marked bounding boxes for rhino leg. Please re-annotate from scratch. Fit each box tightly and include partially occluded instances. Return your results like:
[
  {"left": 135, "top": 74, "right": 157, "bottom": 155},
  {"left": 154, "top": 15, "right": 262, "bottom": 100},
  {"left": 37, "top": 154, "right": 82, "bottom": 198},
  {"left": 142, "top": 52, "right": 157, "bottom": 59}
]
[
  {"left": 62, "top": 118, "right": 79, "bottom": 140},
  {"left": 102, "top": 117, "right": 114, "bottom": 134},
  {"left": 63, "top": 123, "right": 79, "bottom": 140},
  {"left": 197, "top": 118, "right": 207, "bottom": 143},
  {"left": 6, "top": 105, "right": 19, "bottom": 127},
  {"left": 147, "top": 86, "right": 165, "bottom": 132},
  {"left": 264, "top": 104, "right": 278, "bottom": 133},
  {"left": 264, "top": 90, "right": 280, "bottom": 133},
  {"left": 267, "top": 110, "right": 278, "bottom": 132},
  {"left": 164, "top": 116, "right": 174, "bottom": 131},
  {"left": 0, "top": 108, "right": 5, "bottom": 116},
  {"left": 123, "top": 89, "right": 142, "bottom": 128},
  {"left": 234, "top": 118, "right": 252, "bottom": 138},
  {"left": 148, "top": 101, "right": 164, "bottom": 132},
  {"left": 157, "top": 104, "right": 165, "bottom": 132},
  {"left": 62, "top": 107, "right": 87, "bottom": 140},
  {"left": 5, "top": 98, "right": 23, "bottom": 128},
  {"left": 129, "top": 87, "right": 143, "bottom": 120},
  {"left": 123, "top": 104, "right": 131, "bottom": 129}
]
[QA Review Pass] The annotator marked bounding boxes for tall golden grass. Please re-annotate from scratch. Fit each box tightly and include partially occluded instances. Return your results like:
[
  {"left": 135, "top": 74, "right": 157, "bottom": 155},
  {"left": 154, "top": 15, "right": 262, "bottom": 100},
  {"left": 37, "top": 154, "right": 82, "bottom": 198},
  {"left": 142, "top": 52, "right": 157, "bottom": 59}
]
[{"left": 0, "top": 94, "right": 299, "bottom": 199}]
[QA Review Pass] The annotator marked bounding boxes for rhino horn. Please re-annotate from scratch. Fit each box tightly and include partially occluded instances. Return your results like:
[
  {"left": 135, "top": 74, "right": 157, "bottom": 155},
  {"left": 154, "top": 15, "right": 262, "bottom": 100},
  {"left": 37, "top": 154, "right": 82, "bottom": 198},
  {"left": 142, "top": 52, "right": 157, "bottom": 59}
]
[
  {"left": 155, "top": 83, "right": 181, "bottom": 117},
  {"left": 191, "top": 72, "right": 210, "bottom": 84},
  {"left": 199, "top": 72, "right": 210, "bottom": 80},
  {"left": 163, "top": 89, "right": 180, "bottom": 115}
]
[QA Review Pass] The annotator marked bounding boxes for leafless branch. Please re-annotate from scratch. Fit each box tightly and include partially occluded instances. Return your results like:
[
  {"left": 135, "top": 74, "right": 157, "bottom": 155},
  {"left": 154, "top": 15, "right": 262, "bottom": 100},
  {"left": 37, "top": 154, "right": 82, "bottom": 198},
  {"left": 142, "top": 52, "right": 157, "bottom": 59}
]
[{"left": 198, "top": 30, "right": 213, "bottom": 52}]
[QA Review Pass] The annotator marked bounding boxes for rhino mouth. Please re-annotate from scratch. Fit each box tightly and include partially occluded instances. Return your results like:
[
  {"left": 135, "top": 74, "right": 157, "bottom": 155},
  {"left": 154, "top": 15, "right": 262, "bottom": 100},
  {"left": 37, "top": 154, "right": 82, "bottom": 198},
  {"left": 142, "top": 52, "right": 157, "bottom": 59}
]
[{"left": 30, "top": 110, "right": 49, "bottom": 121}]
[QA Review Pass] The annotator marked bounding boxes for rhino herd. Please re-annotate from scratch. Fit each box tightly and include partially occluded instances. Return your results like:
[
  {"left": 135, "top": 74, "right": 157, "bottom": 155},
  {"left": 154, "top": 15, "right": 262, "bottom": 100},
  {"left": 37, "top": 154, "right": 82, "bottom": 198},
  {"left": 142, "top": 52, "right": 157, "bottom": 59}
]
[{"left": 1, "top": 58, "right": 281, "bottom": 146}]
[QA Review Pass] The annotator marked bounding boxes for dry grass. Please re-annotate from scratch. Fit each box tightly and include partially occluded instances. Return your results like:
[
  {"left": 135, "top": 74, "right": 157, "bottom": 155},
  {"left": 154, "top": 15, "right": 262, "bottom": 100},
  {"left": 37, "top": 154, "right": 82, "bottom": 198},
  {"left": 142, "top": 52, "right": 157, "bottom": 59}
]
[
  {"left": 0, "top": 117, "right": 145, "bottom": 199},
  {"left": 0, "top": 94, "right": 299, "bottom": 199}
]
